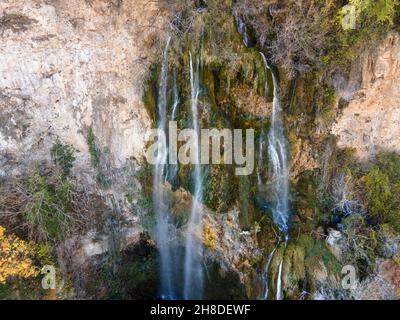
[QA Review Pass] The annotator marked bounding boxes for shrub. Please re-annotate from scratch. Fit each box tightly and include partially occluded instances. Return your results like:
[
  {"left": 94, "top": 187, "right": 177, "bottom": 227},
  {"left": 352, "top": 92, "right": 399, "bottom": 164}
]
[
  {"left": 341, "top": 214, "right": 379, "bottom": 276},
  {"left": 234, "top": 0, "right": 338, "bottom": 78},
  {"left": 344, "top": 0, "right": 399, "bottom": 25},
  {"left": 361, "top": 168, "right": 392, "bottom": 220},
  {"left": 50, "top": 138, "right": 75, "bottom": 177},
  {"left": 203, "top": 220, "right": 217, "bottom": 249},
  {"left": 96, "top": 172, "right": 112, "bottom": 189},
  {"left": 86, "top": 127, "right": 100, "bottom": 168},
  {"left": 24, "top": 170, "right": 74, "bottom": 242},
  {"left": 0, "top": 226, "right": 38, "bottom": 284},
  {"left": 358, "top": 152, "right": 400, "bottom": 232},
  {"left": 0, "top": 167, "right": 94, "bottom": 243}
]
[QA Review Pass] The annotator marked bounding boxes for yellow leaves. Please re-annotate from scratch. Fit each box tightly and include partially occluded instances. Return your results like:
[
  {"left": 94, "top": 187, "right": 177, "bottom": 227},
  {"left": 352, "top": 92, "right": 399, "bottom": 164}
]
[
  {"left": 203, "top": 220, "right": 218, "bottom": 250},
  {"left": 0, "top": 225, "right": 39, "bottom": 284}
]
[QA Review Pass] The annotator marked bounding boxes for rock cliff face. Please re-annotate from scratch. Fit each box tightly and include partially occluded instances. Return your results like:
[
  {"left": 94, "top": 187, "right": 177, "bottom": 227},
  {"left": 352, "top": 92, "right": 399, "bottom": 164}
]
[
  {"left": 0, "top": 0, "right": 169, "bottom": 178},
  {"left": 332, "top": 33, "right": 400, "bottom": 160},
  {"left": 1, "top": 0, "right": 399, "bottom": 301}
]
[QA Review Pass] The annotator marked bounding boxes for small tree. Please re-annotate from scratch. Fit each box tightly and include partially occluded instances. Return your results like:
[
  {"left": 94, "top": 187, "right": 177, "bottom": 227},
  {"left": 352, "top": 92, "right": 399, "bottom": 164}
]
[
  {"left": 345, "top": 0, "right": 399, "bottom": 25},
  {"left": 50, "top": 138, "right": 75, "bottom": 177}
]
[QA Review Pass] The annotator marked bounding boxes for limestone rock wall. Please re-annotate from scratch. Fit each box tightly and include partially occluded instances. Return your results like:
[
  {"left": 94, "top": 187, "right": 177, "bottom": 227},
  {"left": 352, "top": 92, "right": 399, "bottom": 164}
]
[{"left": 0, "top": 0, "right": 170, "bottom": 177}]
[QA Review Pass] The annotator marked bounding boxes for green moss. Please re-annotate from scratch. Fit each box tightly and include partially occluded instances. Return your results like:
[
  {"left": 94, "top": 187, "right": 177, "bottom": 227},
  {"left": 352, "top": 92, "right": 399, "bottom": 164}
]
[
  {"left": 293, "top": 170, "right": 324, "bottom": 232},
  {"left": 142, "top": 66, "right": 159, "bottom": 124},
  {"left": 306, "top": 240, "right": 341, "bottom": 274},
  {"left": 203, "top": 164, "right": 238, "bottom": 213},
  {"left": 315, "top": 86, "right": 337, "bottom": 127}
]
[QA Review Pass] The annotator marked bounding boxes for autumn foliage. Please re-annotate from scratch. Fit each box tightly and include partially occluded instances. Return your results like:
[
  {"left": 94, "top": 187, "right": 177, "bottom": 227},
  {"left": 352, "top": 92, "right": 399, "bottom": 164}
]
[{"left": 0, "top": 226, "right": 38, "bottom": 284}]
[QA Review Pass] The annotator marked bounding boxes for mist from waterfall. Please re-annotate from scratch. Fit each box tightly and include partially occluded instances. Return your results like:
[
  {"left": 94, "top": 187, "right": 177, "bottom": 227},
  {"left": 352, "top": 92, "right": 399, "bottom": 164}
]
[
  {"left": 154, "top": 38, "right": 176, "bottom": 299},
  {"left": 183, "top": 52, "right": 204, "bottom": 300}
]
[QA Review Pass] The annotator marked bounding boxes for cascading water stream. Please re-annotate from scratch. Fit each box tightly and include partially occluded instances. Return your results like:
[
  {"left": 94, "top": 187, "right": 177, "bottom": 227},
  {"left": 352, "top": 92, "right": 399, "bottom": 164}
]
[
  {"left": 166, "top": 71, "right": 180, "bottom": 184},
  {"left": 275, "top": 235, "right": 289, "bottom": 300},
  {"left": 260, "top": 52, "right": 290, "bottom": 300},
  {"left": 235, "top": 15, "right": 291, "bottom": 300},
  {"left": 183, "top": 52, "right": 204, "bottom": 300},
  {"left": 154, "top": 38, "right": 175, "bottom": 299},
  {"left": 257, "top": 129, "right": 265, "bottom": 187},
  {"left": 171, "top": 72, "right": 179, "bottom": 121},
  {"left": 262, "top": 238, "right": 281, "bottom": 299}
]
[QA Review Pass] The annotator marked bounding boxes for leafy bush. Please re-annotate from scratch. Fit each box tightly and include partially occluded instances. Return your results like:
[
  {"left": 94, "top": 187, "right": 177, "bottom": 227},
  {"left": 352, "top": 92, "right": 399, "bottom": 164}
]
[
  {"left": 50, "top": 138, "right": 75, "bottom": 177},
  {"left": 344, "top": 0, "right": 399, "bottom": 25},
  {"left": 86, "top": 127, "right": 100, "bottom": 168},
  {"left": 96, "top": 172, "right": 112, "bottom": 189},
  {"left": 0, "top": 167, "right": 94, "bottom": 243},
  {"left": 0, "top": 226, "right": 38, "bottom": 284},
  {"left": 358, "top": 153, "right": 400, "bottom": 232},
  {"left": 341, "top": 214, "right": 379, "bottom": 276},
  {"left": 234, "top": 0, "right": 399, "bottom": 77},
  {"left": 362, "top": 169, "right": 392, "bottom": 220},
  {"left": 24, "top": 170, "right": 74, "bottom": 242}
]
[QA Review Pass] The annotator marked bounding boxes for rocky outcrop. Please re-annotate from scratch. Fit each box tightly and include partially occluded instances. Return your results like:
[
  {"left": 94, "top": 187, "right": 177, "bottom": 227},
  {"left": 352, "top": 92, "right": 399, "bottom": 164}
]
[
  {"left": 0, "top": 0, "right": 170, "bottom": 178},
  {"left": 352, "top": 259, "right": 400, "bottom": 300},
  {"left": 332, "top": 32, "right": 400, "bottom": 160}
]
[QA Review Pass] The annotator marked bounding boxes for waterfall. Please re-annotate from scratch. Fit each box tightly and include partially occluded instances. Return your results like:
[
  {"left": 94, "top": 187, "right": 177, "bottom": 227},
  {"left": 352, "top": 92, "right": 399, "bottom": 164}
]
[
  {"left": 257, "top": 129, "right": 265, "bottom": 187},
  {"left": 275, "top": 235, "right": 288, "bottom": 300},
  {"left": 234, "top": 15, "right": 291, "bottom": 300},
  {"left": 166, "top": 71, "right": 180, "bottom": 184},
  {"left": 260, "top": 52, "right": 291, "bottom": 300},
  {"left": 262, "top": 238, "right": 281, "bottom": 299},
  {"left": 183, "top": 52, "right": 204, "bottom": 300},
  {"left": 154, "top": 38, "right": 175, "bottom": 299},
  {"left": 171, "top": 72, "right": 179, "bottom": 122},
  {"left": 261, "top": 53, "right": 290, "bottom": 234}
]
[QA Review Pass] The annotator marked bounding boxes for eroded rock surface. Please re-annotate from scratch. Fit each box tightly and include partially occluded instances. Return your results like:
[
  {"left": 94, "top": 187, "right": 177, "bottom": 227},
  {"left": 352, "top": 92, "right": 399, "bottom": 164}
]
[
  {"left": 332, "top": 32, "right": 400, "bottom": 160},
  {"left": 0, "top": 0, "right": 170, "bottom": 176}
]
